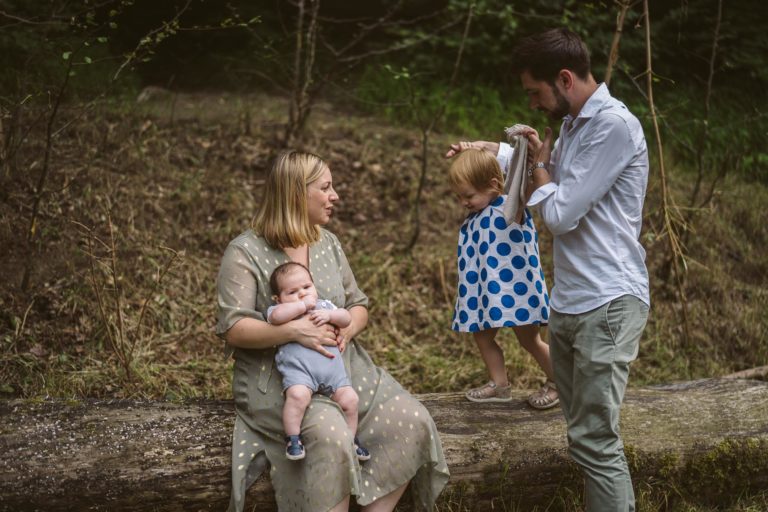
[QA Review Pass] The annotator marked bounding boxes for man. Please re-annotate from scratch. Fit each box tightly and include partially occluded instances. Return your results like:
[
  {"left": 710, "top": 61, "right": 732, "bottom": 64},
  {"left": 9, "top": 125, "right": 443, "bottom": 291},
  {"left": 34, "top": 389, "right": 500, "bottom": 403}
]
[{"left": 447, "top": 28, "right": 650, "bottom": 511}]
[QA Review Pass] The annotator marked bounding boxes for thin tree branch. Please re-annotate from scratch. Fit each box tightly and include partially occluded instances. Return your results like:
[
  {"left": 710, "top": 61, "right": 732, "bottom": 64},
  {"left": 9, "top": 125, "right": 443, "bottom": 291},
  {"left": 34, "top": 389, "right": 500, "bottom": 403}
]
[
  {"left": 689, "top": 0, "right": 722, "bottom": 208},
  {"left": 112, "top": 0, "right": 193, "bottom": 81},
  {"left": 642, "top": 0, "right": 691, "bottom": 343},
  {"left": 604, "top": 0, "right": 632, "bottom": 86},
  {"left": 405, "top": 3, "right": 474, "bottom": 253},
  {"left": 20, "top": 55, "right": 74, "bottom": 292}
]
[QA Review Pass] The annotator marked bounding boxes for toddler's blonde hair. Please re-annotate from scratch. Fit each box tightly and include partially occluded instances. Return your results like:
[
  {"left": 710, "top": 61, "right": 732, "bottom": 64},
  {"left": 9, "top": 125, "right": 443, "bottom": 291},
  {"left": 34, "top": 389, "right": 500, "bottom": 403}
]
[{"left": 448, "top": 148, "right": 504, "bottom": 195}]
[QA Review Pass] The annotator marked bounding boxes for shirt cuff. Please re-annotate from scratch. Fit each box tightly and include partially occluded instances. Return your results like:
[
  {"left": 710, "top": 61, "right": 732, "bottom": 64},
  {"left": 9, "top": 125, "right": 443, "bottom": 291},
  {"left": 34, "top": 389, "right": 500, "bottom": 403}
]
[
  {"left": 527, "top": 182, "right": 557, "bottom": 207},
  {"left": 496, "top": 142, "right": 513, "bottom": 173}
]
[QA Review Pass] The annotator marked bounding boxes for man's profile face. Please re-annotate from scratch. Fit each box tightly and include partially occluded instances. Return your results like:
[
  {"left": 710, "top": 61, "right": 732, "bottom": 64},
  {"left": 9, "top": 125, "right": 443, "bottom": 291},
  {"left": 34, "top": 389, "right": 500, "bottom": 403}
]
[{"left": 520, "top": 70, "right": 571, "bottom": 121}]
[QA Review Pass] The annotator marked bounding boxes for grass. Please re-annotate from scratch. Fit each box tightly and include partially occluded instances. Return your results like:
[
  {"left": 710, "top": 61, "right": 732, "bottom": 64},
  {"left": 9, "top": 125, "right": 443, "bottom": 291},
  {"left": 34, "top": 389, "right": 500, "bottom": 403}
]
[
  {"left": 1, "top": 90, "right": 766, "bottom": 398},
  {"left": 0, "top": 90, "right": 766, "bottom": 510}
]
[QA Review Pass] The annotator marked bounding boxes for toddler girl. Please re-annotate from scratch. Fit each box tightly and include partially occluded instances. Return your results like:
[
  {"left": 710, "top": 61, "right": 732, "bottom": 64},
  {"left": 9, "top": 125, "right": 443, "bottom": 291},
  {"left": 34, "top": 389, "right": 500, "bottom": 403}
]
[{"left": 449, "top": 148, "right": 558, "bottom": 409}]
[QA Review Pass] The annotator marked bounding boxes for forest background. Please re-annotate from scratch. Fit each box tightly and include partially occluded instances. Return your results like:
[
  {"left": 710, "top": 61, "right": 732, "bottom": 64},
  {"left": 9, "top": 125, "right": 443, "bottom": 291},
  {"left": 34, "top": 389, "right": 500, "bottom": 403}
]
[{"left": 1, "top": 0, "right": 767, "bottom": 508}]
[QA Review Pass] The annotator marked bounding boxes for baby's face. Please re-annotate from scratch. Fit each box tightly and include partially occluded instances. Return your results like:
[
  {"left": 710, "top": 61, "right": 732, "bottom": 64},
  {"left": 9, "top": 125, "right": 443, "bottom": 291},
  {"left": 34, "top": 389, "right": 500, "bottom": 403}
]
[{"left": 276, "top": 267, "right": 318, "bottom": 304}]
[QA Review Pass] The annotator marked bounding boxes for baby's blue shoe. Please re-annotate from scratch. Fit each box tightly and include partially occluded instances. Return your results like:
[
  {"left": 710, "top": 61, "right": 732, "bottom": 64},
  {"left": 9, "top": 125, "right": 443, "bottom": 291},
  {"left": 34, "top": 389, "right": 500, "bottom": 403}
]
[
  {"left": 285, "top": 435, "right": 305, "bottom": 461},
  {"left": 354, "top": 437, "right": 370, "bottom": 462}
]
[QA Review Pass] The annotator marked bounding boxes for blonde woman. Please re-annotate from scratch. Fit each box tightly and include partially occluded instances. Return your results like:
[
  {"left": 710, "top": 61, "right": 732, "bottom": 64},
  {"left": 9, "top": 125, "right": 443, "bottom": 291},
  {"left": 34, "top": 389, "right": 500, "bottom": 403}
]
[{"left": 216, "top": 150, "right": 449, "bottom": 512}]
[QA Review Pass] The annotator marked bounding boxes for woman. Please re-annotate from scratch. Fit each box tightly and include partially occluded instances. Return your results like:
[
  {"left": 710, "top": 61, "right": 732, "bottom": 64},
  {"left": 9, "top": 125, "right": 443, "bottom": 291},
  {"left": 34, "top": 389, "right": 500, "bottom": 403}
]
[{"left": 216, "top": 150, "right": 450, "bottom": 512}]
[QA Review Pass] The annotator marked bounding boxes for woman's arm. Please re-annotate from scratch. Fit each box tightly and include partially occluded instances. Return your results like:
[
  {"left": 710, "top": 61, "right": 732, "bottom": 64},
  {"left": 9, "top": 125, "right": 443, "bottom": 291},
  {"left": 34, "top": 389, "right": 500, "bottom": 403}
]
[
  {"left": 226, "top": 316, "right": 339, "bottom": 358},
  {"left": 337, "top": 305, "right": 368, "bottom": 351}
]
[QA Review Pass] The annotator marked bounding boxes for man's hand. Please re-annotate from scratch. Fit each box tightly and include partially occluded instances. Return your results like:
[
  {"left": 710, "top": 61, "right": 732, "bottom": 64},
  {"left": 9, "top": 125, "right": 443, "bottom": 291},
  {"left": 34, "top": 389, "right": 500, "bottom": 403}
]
[
  {"left": 524, "top": 127, "right": 554, "bottom": 202},
  {"left": 309, "top": 309, "right": 331, "bottom": 326},
  {"left": 531, "top": 127, "right": 553, "bottom": 167},
  {"left": 445, "top": 140, "right": 500, "bottom": 158}
]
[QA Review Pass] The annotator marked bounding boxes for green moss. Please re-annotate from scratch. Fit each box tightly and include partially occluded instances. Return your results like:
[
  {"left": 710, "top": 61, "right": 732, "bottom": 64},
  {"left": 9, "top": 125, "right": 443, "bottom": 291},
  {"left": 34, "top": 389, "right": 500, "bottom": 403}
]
[
  {"left": 628, "top": 438, "right": 768, "bottom": 509},
  {"left": 678, "top": 438, "right": 768, "bottom": 504}
]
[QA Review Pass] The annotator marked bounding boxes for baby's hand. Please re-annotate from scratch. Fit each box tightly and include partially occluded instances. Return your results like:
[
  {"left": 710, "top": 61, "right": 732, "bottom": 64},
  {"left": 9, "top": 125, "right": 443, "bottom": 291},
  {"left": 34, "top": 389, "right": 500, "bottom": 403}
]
[
  {"left": 309, "top": 309, "right": 331, "bottom": 326},
  {"left": 302, "top": 296, "right": 317, "bottom": 311}
]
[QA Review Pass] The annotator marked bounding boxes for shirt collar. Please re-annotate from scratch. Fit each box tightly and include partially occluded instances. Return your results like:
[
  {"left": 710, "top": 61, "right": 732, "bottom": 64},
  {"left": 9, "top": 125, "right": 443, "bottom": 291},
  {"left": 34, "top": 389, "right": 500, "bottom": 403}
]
[{"left": 563, "top": 83, "right": 611, "bottom": 124}]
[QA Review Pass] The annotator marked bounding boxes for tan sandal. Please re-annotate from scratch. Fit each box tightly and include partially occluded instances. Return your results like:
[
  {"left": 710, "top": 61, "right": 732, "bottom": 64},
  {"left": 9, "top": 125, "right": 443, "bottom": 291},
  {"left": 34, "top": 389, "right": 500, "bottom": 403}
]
[
  {"left": 527, "top": 380, "right": 559, "bottom": 410},
  {"left": 465, "top": 381, "right": 513, "bottom": 403}
]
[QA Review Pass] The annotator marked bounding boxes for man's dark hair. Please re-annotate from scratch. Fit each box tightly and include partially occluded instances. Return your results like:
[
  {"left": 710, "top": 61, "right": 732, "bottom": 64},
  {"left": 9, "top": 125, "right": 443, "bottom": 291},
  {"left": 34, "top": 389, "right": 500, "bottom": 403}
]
[
  {"left": 510, "top": 28, "right": 591, "bottom": 82},
  {"left": 269, "top": 261, "right": 312, "bottom": 295}
]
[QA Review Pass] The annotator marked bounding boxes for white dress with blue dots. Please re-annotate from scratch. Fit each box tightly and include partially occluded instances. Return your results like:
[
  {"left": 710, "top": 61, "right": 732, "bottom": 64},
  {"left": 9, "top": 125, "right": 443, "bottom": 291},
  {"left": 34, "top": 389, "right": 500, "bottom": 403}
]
[{"left": 452, "top": 195, "right": 550, "bottom": 332}]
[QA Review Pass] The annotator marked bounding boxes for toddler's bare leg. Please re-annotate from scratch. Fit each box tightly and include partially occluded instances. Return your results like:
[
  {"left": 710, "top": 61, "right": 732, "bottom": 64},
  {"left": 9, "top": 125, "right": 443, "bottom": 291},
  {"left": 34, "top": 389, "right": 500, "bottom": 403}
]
[
  {"left": 282, "top": 385, "right": 313, "bottom": 436},
  {"left": 513, "top": 324, "right": 554, "bottom": 380},
  {"left": 332, "top": 386, "right": 359, "bottom": 434},
  {"left": 472, "top": 328, "right": 508, "bottom": 386}
]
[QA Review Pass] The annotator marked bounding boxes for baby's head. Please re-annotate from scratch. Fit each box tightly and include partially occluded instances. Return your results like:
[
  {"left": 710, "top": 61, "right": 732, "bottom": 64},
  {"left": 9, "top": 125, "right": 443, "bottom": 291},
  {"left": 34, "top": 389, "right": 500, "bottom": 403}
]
[
  {"left": 269, "top": 262, "right": 318, "bottom": 304},
  {"left": 448, "top": 149, "right": 503, "bottom": 213}
]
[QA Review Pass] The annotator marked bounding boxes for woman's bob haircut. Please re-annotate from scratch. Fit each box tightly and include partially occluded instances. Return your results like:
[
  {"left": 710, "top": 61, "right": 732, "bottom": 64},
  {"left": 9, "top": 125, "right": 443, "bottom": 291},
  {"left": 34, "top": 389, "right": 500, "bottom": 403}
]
[{"left": 252, "top": 150, "right": 328, "bottom": 249}]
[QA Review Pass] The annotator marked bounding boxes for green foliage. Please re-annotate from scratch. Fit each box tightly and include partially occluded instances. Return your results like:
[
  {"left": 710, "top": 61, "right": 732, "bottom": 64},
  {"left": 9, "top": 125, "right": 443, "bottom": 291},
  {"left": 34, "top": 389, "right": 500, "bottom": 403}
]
[{"left": 355, "top": 63, "right": 538, "bottom": 138}]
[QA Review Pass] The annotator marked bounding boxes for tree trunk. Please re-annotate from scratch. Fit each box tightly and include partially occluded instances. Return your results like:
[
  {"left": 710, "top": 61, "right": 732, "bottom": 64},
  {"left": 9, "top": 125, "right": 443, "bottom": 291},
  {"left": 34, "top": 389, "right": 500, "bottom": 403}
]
[{"left": 1, "top": 378, "right": 767, "bottom": 511}]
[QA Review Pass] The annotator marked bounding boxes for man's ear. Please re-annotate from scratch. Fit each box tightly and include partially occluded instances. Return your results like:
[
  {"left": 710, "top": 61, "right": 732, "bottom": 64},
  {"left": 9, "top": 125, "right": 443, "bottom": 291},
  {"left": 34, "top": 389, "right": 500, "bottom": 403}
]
[{"left": 558, "top": 69, "right": 574, "bottom": 90}]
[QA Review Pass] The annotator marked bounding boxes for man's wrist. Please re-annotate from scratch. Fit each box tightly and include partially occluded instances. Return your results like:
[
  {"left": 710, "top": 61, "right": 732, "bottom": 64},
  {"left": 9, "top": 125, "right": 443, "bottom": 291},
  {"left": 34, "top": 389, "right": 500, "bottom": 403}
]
[{"left": 527, "top": 161, "right": 549, "bottom": 178}]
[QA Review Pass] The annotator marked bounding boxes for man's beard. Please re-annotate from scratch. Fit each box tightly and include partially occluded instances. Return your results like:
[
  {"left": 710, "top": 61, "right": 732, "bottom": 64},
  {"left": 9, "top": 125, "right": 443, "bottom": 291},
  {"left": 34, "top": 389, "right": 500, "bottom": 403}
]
[{"left": 545, "top": 84, "right": 571, "bottom": 121}]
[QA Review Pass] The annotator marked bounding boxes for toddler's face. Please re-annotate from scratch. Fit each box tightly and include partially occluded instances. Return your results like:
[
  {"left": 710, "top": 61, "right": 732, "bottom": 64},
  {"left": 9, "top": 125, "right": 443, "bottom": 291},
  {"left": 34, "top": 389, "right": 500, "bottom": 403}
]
[
  {"left": 276, "top": 267, "right": 318, "bottom": 304},
  {"left": 453, "top": 181, "right": 498, "bottom": 213}
]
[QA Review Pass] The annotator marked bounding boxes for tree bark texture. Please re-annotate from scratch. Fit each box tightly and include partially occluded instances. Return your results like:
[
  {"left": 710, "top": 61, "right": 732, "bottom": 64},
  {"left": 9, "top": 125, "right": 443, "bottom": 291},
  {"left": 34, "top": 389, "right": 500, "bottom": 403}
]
[{"left": 1, "top": 378, "right": 767, "bottom": 511}]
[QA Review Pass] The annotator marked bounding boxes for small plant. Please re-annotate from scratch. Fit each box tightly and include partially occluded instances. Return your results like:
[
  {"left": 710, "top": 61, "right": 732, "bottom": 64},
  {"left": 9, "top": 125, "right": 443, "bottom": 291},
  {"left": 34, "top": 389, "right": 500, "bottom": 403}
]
[{"left": 75, "top": 214, "right": 180, "bottom": 383}]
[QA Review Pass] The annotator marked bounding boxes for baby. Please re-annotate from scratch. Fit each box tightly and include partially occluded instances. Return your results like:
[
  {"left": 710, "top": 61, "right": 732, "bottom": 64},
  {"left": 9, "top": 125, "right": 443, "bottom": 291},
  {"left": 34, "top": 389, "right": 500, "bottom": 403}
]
[{"left": 268, "top": 261, "right": 370, "bottom": 462}]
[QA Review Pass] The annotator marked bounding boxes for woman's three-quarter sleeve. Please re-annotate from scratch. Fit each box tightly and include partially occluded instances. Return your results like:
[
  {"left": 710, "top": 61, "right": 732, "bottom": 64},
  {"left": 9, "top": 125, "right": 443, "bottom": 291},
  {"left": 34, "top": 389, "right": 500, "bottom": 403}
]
[{"left": 215, "top": 242, "right": 265, "bottom": 338}]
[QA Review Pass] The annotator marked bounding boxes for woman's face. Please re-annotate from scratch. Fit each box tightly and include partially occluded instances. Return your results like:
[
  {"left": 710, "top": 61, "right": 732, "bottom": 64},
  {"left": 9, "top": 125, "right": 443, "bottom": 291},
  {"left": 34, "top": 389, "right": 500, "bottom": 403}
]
[{"left": 306, "top": 166, "right": 339, "bottom": 225}]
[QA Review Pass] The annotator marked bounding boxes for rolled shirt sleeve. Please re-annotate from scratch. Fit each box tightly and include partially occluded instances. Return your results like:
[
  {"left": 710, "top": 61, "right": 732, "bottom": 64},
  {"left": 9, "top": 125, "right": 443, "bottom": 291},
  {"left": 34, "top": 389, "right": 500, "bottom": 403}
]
[{"left": 496, "top": 141, "right": 514, "bottom": 175}]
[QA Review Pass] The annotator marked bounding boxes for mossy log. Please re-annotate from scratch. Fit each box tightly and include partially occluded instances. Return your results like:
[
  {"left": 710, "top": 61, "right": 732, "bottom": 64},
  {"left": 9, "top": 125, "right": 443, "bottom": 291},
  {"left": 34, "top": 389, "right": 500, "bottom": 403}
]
[{"left": 1, "top": 378, "right": 767, "bottom": 511}]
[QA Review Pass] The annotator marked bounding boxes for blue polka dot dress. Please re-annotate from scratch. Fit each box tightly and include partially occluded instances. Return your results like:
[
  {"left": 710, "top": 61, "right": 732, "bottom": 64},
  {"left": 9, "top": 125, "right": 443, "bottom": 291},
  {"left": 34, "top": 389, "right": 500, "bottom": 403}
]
[{"left": 452, "top": 195, "right": 550, "bottom": 332}]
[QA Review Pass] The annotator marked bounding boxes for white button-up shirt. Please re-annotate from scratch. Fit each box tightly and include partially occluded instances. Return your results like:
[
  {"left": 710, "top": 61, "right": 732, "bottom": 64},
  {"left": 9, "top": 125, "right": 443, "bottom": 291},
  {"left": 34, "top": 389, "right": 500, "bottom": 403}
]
[{"left": 520, "top": 83, "right": 650, "bottom": 314}]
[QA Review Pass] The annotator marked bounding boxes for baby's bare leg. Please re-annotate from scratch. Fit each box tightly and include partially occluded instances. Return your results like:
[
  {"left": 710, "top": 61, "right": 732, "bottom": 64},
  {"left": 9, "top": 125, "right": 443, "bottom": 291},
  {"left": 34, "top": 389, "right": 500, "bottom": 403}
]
[
  {"left": 283, "top": 385, "right": 313, "bottom": 436},
  {"left": 331, "top": 386, "right": 359, "bottom": 434}
]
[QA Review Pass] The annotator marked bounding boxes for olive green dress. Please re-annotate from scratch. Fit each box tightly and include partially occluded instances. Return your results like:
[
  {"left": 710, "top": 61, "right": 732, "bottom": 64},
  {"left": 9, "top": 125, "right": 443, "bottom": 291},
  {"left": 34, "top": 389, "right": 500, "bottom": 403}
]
[{"left": 216, "top": 228, "right": 450, "bottom": 512}]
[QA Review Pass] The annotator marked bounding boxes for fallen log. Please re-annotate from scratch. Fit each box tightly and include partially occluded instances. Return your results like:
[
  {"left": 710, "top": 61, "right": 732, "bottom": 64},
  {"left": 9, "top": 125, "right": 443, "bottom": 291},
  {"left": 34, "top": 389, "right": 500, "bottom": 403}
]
[{"left": 1, "top": 378, "right": 767, "bottom": 511}]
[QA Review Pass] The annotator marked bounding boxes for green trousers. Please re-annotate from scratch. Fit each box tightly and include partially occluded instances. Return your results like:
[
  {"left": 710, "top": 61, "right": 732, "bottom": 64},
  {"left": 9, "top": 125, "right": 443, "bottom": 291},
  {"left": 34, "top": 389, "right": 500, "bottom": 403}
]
[{"left": 550, "top": 295, "right": 649, "bottom": 512}]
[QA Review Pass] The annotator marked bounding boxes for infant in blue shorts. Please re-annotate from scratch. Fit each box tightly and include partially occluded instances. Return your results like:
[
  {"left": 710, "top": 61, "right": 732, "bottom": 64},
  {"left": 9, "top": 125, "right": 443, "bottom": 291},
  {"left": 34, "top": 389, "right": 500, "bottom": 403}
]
[{"left": 267, "top": 261, "right": 370, "bottom": 462}]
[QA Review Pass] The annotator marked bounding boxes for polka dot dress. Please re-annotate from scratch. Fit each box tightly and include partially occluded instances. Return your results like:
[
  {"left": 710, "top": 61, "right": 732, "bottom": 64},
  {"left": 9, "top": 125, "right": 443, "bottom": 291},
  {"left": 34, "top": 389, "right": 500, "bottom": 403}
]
[{"left": 453, "top": 196, "right": 550, "bottom": 332}]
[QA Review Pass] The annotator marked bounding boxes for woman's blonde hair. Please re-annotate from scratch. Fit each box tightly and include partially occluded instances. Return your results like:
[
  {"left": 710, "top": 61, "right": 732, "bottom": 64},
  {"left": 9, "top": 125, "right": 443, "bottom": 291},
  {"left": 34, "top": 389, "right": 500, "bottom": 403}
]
[
  {"left": 448, "top": 148, "right": 504, "bottom": 195},
  {"left": 252, "top": 150, "right": 328, "bottom": 248}
]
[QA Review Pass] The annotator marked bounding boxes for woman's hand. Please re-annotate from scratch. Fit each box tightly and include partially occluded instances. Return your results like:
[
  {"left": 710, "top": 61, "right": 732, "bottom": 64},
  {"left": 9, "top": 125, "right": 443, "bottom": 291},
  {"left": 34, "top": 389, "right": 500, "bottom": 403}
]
[
  {"left": 290, "top": 315, "right": 339, "bottom": 358},
  {"left": 336, "top": 306, "right": 368, "bottom": 353}
]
